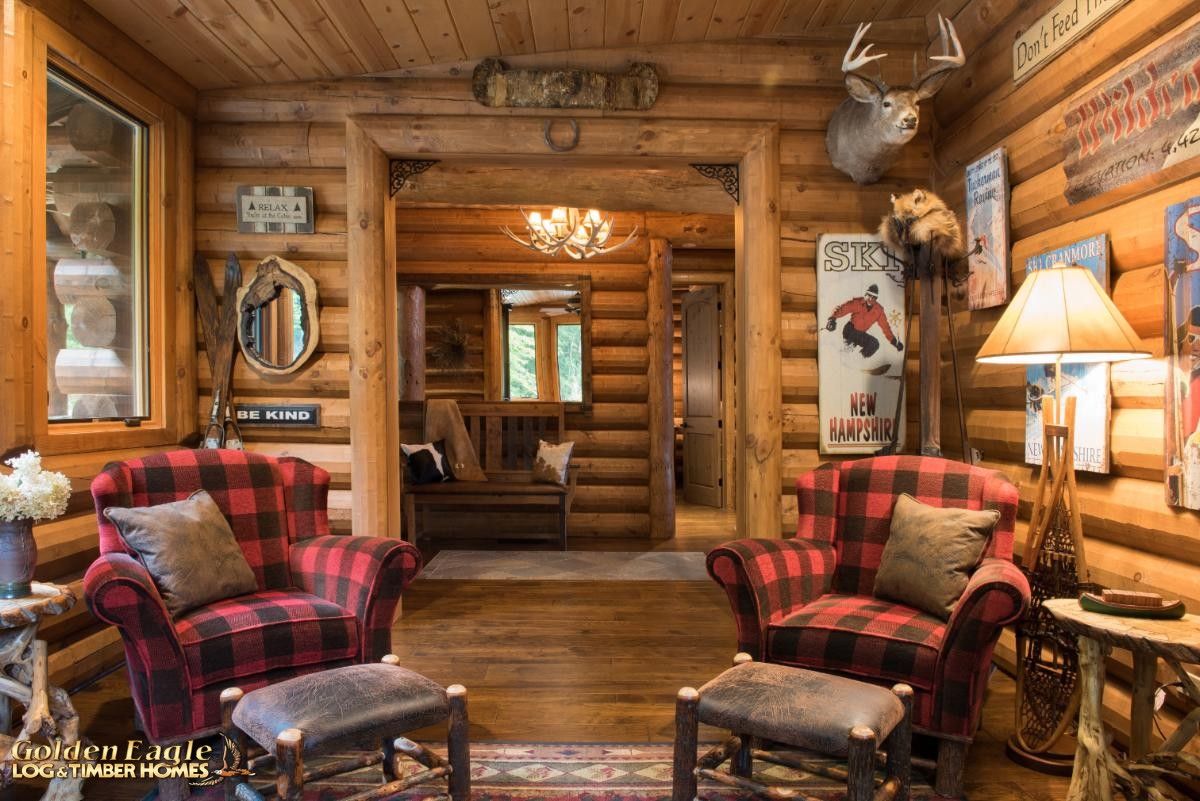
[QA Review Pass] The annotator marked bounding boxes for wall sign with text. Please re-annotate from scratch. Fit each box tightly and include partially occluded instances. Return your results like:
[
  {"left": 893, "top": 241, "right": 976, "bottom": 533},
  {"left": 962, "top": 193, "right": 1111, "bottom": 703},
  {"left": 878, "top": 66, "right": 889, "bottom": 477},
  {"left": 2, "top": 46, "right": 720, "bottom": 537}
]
[
  {"left": 1063, "top": 20, "right": 1200, "bottom": 205},
  {"left": 964, "top": 147, "right": 1010, "bottom": 311},
  {"left": 235, "top": 404, "right": 321, "bottom": 427},
  {"left": 1012, "top": 0, "right": 1129, "bottom": 83},
  {"left": 816, "top": 233, "right": 906, "bottom": 455},
  {"left": 236, "top": 186, "right": 315, "bottom": 234}
]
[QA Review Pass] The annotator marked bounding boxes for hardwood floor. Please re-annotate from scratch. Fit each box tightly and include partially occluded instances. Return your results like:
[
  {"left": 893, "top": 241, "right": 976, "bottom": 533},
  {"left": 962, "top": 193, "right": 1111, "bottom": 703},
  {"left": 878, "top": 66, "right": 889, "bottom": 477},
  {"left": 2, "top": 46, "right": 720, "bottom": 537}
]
[{"left": 20, "top": 505, "right": 1069, "bottom": 800}]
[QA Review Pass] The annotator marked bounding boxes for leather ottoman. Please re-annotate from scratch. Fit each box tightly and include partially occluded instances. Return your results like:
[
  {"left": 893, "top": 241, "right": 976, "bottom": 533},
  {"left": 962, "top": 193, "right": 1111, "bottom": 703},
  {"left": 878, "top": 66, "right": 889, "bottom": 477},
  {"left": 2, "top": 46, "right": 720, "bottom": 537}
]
[
  {"left": 220, "top": 655, "right": 470, "bottom": 801},
  {"left": 672, "top": 653, "right": 913, "bottom": 801}
]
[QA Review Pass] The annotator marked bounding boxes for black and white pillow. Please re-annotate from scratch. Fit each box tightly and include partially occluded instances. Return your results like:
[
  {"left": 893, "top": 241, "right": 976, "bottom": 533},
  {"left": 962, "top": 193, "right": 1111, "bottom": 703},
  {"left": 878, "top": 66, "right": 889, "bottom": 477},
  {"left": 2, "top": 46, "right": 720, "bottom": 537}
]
[{"left": 402, "top": 441, "right": 455, "bottom": 485}]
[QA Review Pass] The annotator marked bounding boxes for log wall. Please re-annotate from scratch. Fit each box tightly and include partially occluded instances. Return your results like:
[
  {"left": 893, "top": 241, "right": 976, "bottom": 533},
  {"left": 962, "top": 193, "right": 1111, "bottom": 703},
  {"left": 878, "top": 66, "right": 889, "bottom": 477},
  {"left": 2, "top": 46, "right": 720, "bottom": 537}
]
[
  {"left": 930, "top": 0, "right": 1200, "bottom": 749},
  {"left": 195, "top": 38, "right": 934, "bottom": 537}
]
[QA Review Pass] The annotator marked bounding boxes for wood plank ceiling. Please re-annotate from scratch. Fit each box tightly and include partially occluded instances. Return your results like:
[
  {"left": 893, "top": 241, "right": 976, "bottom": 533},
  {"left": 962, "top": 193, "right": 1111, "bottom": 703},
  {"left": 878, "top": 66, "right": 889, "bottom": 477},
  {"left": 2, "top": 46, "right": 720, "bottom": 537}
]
[{"left": 81, "top": 0, "right": 946, "bottom": 90}]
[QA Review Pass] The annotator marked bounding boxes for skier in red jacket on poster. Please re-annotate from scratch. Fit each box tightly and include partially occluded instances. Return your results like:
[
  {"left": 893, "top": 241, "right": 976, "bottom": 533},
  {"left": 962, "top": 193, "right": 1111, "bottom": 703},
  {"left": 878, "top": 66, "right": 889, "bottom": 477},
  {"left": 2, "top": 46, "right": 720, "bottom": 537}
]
[{"left": 824, "top": 284, "right": 903, "bottom": 358}]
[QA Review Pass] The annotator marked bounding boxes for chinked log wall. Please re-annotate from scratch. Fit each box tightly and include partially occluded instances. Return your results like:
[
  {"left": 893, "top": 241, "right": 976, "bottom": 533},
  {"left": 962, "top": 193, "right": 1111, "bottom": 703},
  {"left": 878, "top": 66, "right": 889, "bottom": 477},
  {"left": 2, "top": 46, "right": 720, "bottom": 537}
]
[
  {"left": 930, "top": 0, "right": 1200, "bottom": 749},
  {"left": 195, "top": 37, "right": 934, "bottom": 537}
]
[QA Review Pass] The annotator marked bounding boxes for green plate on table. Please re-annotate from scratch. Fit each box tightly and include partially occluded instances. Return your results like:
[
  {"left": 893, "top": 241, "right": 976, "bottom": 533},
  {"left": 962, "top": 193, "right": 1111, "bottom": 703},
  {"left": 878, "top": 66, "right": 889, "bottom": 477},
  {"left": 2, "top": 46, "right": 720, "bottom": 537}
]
[{"left": 1079, "top": 592, "right": 1187, "bottom": 620}]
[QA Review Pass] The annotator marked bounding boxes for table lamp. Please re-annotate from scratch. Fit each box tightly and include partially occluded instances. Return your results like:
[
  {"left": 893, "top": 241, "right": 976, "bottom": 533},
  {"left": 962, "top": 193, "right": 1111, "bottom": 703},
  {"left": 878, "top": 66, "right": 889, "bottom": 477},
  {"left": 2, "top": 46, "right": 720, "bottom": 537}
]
[{"left": 975, "top": 262, "right": 1150, "bottom": 771}]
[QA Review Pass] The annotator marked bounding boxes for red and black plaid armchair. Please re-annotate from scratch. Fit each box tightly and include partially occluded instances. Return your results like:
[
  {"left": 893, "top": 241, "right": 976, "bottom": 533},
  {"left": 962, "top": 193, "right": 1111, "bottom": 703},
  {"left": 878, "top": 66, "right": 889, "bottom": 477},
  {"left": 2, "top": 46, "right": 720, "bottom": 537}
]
[
  {"left": 83, "top": 449, "right": 422, "bottom": 745},
  {"left": 707, "top": 455, "right": 1030, "bottom": 796}
]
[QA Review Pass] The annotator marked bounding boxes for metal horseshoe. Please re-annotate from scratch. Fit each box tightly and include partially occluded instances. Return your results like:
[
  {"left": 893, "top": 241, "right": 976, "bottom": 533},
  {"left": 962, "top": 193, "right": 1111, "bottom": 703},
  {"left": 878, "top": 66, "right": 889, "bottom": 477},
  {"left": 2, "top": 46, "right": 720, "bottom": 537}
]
[{"left": 544, "top": 119, "right": 580, "bottom": 152}]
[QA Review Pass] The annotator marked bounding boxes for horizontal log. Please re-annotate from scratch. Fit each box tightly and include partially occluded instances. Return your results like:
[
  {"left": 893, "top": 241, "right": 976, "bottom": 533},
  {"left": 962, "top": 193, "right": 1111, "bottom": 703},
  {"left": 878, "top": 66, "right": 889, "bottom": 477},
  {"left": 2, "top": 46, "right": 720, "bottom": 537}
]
[
  {"left": 195, "top": 228, "right": 346, "bottom": 261},
  {"left": 195, "top": 167, "right": 346, "bottom": 213},
  {"left": 395, "top": 230, "right": 649, "bottom": 265},
  {"left": 591, "top": 318, "right": 649, "bottom": 346},
  {"left": 54, "top": 258, "right": 128, "bottom": 303},
  {"left": 199, "top": 352, "right": 351, "bottom": 397},
  {"left": 54, "top": 348, "right": 131, "bottom": 395},
  {"left": 196, "top": 122, "right": 347, "bottom": 168},
  {"left": 198, "top": 395, "right": 351, "bottom": 443},
  {"left": 242, "top": 442, "right": 351, "bottom": 486},
  {"left": 204, "top": 259, "right": 349, "bottom": 306},
  {"left": 563, "top": 429, "right": 651, "bottom": 456},
  {"left": 49, "top": 626, "right": 123, "bottom": 691}
]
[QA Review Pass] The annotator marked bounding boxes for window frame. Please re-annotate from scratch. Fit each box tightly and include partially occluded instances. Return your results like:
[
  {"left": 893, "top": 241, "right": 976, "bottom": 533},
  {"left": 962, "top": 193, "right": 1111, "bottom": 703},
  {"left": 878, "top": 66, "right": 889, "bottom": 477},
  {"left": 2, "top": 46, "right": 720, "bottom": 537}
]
[
  {"left": 505, "top": 312, "right": 583, "bottom": 403},
  {"left": 30, "top": 17, "right": 185, "bottom": 455}
]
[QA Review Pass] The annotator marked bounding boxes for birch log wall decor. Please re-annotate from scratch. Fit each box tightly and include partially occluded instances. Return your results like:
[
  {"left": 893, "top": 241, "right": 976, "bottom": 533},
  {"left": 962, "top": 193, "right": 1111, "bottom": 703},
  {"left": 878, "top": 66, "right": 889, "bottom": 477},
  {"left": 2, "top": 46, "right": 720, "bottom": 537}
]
[{"left": 472, "top": 59, "right": 659, "bottom": 110}]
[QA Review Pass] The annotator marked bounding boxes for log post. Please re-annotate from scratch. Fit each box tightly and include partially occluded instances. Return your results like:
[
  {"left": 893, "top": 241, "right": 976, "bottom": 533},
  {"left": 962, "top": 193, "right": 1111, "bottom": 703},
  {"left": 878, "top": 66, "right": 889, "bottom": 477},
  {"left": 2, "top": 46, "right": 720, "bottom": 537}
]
[
  {"left": 446, "top": 684, "right": 471, "bottom": 801},
  {"left": 736, "top": 128, "right": 782, "bottom": 538},
  {"left": 275, "top": 728, "right": 305, "bottom": 801},
  {"left": 484, "top": 289, "right": 504, "bottom": 400},
  {"left": 887, "top": 684, "right": 913, "bottom": 801},
  {"left": 347, "top": 122, "right": 400, "bottom": 537},
  {"left": 918, "top": 259, "right": 943, "bottom": 456},
  {"left": 846, "top": 726, "right": 877, "bottom": 801},
  {"left": 1129, "top": 651, "right": 1157, "bottom": 760},
  {"left": 672, "top": 688, "right": 699, "bottom": 801},
  {"left": 398, "top": 285, "right": 426, "bottom": 402},
  {"left": 1068, "top": 636, "right": 1114, "bottom": 801},
  {"left": 647, "top": 237, "right": 675, "bottom": 540}
]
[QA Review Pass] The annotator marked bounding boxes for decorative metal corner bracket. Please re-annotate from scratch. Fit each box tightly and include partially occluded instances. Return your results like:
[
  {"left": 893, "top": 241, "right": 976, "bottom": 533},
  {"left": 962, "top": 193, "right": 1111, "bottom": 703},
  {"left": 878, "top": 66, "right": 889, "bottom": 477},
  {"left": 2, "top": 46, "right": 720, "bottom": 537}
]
[
  {"left": 389, "top": 159, "right": 439, "bottom": 197},
  {"left": 691, "top": 164, "right": 739, "bottom": 204}
]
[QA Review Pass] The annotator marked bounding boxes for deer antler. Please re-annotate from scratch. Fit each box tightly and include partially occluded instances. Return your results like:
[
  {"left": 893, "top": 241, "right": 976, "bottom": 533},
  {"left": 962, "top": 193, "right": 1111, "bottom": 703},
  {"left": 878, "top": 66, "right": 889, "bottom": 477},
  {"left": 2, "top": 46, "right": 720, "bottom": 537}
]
[
  {"left": 916, "top": 14, "right": 965, "bottom": 86},
  {"left": 842, "top": 22, "right": 888, "bottom": 74}
]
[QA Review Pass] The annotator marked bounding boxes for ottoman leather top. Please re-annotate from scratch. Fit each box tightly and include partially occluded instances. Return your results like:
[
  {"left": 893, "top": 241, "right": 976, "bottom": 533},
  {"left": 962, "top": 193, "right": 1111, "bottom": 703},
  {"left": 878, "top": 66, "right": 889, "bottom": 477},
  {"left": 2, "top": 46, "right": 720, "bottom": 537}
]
[
  {"left": 697, "top": 662, "right": 905, "bottom": 757},
  {"left": 233, "top": 663, "right": 449, "bottom": 755}
]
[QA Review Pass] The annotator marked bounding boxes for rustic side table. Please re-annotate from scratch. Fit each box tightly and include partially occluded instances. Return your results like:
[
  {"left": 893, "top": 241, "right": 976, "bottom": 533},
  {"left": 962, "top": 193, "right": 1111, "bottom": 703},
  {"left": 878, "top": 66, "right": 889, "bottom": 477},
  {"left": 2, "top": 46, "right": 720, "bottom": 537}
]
[
  {"left": 1044, "top": 597, "right": 1200, "bottom": 801},
  {"left": 0, "top": 582, "right": 83, "bottom": 801}
]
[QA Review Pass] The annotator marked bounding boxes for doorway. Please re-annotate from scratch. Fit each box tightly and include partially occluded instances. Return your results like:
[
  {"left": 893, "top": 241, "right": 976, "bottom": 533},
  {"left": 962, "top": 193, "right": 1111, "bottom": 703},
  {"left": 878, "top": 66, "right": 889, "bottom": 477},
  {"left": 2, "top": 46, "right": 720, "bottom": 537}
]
[{"left": 345, "top": 117, "right": 782, "bottom": 542}]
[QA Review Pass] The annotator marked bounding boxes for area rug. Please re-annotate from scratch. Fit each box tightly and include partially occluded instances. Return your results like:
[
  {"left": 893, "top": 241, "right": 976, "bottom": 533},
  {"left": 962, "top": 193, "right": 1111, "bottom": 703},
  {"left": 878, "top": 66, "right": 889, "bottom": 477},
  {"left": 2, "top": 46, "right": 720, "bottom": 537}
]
[
  {"left": 420, "top": 551, "right": 709, "bottom": 581},
  {"left": 191, "top": 742, "right": 932, "bottom": 800}
]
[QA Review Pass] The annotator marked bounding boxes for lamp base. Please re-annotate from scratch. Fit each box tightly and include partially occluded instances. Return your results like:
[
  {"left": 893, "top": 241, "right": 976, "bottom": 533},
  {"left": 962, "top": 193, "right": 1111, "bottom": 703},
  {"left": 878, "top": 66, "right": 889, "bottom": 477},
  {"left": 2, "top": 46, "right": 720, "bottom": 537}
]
[{"left": 1004, "top": 735, "right": 1075, "bottom": 775}]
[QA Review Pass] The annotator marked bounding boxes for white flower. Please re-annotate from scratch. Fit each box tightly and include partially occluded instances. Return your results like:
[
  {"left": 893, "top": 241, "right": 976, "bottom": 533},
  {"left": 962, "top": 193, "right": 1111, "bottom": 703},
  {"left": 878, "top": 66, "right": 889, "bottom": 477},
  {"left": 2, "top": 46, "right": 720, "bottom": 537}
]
[{"left": 0, "top": 451, "right": 70, "bottom": 523}]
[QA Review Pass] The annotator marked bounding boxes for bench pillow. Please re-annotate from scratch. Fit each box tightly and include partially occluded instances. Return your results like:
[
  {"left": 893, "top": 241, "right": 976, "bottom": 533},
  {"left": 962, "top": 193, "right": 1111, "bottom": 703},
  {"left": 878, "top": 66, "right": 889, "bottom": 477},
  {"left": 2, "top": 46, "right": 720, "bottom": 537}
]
[
  {"left": 533, "top": 439, "right": 574, "bottom": 487},
  {"left": 402, "top": 440, "right": 455, "bottom": 485}
]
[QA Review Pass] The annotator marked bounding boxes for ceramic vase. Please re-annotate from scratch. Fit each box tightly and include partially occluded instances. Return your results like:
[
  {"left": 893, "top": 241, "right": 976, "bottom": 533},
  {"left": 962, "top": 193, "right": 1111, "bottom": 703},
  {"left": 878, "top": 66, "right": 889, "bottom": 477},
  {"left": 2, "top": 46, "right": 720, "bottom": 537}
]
[{"left": 0, "top": 518, "right": 36, "bottom": 599}]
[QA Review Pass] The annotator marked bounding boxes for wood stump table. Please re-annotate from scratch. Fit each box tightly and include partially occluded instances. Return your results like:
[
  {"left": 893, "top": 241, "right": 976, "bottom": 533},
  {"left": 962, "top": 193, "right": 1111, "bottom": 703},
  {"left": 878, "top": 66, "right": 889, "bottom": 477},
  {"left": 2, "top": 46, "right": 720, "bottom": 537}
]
[
  {"left": 1044, "top": 598, "right": 1200, "bottom": 801},
  {"left": 0, "top": 582, "right": 83, "bottom": 801}
]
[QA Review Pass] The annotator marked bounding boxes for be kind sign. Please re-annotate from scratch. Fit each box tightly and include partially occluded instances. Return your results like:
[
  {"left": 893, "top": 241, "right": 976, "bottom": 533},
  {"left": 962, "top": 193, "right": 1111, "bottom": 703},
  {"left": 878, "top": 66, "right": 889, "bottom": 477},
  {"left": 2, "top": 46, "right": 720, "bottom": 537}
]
[{"left": 1012, "top": 0, "right": 1129, "bottom": 83}]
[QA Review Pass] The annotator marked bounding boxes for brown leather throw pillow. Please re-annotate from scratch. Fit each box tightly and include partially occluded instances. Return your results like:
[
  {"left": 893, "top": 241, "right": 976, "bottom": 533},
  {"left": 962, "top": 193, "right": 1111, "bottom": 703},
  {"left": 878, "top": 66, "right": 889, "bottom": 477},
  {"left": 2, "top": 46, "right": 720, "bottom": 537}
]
[
  {"left": 532, "top": 440, "right": 574, "bottom": 486},
  {"left": 873, "top": 493, "right": 999, "bottom": 620},
  {"left": 104, "top": 490, "right": 258, "bottom": 618}
]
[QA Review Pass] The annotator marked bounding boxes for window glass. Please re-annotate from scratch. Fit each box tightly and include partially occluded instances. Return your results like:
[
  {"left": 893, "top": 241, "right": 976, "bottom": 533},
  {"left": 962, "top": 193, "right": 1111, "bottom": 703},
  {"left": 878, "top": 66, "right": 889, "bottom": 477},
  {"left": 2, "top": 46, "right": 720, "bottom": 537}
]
[
  {"left": 557, "top": 324, "right": 582, "bottom": 402},
  {"left": 45, "top": 68, "right": 148, "bottom": 421},
  {"left": 507, "top": 324, "right": 538, "bottom": 399}
]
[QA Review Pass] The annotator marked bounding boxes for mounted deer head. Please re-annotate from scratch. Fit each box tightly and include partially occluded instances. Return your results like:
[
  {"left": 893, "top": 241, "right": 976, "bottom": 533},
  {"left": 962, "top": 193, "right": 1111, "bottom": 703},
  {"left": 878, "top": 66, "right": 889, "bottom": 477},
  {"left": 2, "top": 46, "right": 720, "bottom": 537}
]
[{"left": 825, "top": 15, "right": 965, "bottom": 185}]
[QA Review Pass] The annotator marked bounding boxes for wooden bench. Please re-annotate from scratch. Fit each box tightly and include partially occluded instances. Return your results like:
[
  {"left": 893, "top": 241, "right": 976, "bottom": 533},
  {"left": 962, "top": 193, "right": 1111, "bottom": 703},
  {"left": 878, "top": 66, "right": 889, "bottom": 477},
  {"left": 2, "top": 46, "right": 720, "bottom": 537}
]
[{"left": 402, "top": 402, "right": 578, "bottom": 550}]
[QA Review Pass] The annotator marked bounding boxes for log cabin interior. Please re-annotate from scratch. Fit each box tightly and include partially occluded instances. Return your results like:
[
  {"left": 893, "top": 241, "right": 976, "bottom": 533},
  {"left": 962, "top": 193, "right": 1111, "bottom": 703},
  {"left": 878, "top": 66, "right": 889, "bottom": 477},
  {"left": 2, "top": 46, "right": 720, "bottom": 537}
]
[{"left": 2, "top": 1, "right": 1199, "bottom": 800}]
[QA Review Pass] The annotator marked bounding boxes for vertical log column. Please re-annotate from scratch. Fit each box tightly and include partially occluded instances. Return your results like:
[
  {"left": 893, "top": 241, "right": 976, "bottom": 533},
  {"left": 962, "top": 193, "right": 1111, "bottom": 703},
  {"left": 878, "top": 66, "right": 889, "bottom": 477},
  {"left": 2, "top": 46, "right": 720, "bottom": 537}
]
[
  {"left": 919, "top": 263, "right": 943, "bottom": 456},
  {"left": 736, "top": 129, "right": 783, "bottom": 538},
  {"left": 347, "top": 122, "right": 400, "bottom": 537},
  {"left": 398, "top": 285, "right": 426, "bottom": 402},
  {"left": 647, "top": 237, "right": 676, "bottom": 540},
  {"left": 483, "top": 289, "right": 504, "bottom": 400}
]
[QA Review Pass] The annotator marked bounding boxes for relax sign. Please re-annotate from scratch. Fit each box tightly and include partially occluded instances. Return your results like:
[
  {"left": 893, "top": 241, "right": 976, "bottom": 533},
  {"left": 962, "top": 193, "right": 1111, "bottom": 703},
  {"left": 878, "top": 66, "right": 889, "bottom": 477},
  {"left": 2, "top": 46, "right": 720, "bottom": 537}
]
[{"left": 1012, "top": 0, "right": 1129, "bottom": 83}]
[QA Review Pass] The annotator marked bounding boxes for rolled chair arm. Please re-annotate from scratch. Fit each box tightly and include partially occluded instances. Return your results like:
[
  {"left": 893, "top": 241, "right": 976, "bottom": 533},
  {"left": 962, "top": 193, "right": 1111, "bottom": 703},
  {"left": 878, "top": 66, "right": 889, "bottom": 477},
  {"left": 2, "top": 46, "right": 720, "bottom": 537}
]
[
  {"left": 288, "top": 535, "right": 423, "bottom": 661},
  {"left": 83, "top": 553, "right": 193, "bottom": 742},
  {"left": 933, "top": 558, "right": 1032, "bottom": 738},
  {"left": 706, "top": 538, "right": 838, "bottom": 658}
]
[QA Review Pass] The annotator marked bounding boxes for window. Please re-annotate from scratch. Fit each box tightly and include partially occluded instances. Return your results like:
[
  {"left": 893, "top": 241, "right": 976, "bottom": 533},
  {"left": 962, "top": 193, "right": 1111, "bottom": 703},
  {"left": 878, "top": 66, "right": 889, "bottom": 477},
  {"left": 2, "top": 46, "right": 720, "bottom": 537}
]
[
  {"left": 556, "top": 324, "right": 582, "bottom": 402},
  {"left": 44, "top": 67, "right": 148, "bottom": 421},
  {"left": 507, "top": 324, "right": 539, "bottom": 399}
]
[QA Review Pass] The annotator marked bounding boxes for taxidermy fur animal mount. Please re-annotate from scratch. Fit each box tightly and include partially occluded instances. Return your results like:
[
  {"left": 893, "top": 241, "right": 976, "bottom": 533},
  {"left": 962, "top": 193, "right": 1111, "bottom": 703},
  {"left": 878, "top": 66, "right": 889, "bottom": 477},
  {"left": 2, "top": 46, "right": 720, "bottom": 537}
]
[
  {"left": 826, "top": 15, "right": 965, "bottom": 185},
  {"left": 879, "top": 188, "right": 966, "bottom": 264},
  {"left": 473, "top": 58, "right": 659, "bottom": 110}
]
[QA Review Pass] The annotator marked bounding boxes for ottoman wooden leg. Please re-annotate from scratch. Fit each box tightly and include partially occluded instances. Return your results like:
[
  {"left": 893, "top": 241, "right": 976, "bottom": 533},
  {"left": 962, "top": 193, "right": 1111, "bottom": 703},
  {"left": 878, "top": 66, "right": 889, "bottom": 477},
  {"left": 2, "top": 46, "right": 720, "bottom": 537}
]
[
  {"left": 847, "top": 726, "right": 877, "bottom": 801},
  {"left": 275, "top": 728, "right": 305, "bottom": 801},
  {"left": 731, "top": 733, "right": 753, "bottom": 777},
  {"left": 447, "top": 684, "right": 471, "bottom": 801},
  {"left": 220, "top": 687, "right": 247, "bottom": 801},
  {"left": 886, "top": 684, "right": 913, "bottom": 801},
  {"left": 673, "top": 688, "right": 700, "bottom": 801}
]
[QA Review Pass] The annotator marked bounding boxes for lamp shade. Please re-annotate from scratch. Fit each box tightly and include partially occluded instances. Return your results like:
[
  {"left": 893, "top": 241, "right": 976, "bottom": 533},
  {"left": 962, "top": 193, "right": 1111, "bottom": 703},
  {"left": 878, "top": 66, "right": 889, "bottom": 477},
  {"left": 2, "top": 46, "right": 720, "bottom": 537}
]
[{"left": 976, "top": 264, "right": 1151, "bottom": 365}]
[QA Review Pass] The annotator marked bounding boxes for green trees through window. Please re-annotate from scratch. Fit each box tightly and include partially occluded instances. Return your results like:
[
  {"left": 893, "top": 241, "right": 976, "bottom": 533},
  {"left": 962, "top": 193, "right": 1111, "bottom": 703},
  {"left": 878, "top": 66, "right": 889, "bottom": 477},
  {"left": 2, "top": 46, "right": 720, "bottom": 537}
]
[
  {"left": 507, "top": 324, "right": 538, "bottom": 399},
  {"left": 557, "top": 324, "right": 582, "bottom": 402}
]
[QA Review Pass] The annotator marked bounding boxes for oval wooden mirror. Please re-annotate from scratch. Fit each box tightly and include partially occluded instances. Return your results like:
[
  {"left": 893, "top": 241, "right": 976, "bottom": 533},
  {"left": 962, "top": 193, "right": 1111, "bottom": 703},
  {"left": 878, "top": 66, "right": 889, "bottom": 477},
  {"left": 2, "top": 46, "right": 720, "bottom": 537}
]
[{"left": 236, "top": 255, "right": 320, "bottom": 376}]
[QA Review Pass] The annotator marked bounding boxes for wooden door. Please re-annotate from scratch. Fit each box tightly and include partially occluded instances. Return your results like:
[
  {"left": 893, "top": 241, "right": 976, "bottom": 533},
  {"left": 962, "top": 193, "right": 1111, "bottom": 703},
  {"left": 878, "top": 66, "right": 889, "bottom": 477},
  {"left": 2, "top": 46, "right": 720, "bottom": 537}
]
[{"left": 682, "top": 286, "right": 723, "bottom": 507}]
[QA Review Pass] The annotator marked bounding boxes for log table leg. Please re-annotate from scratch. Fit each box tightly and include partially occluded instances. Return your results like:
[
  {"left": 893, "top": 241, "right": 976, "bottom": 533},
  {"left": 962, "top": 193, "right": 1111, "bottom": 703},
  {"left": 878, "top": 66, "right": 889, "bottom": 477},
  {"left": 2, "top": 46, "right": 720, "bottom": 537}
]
[
  {"left": 446, "top": 684, "right": 471, "bottom": 801},
  {"left": 846, "top": 726, "right": 877, "bottom": 801},
  {"left": 1129, "top": 651, "right": 1157, "bottom": 760},
  {"left": 1069, "top": 636, "right": 1114, "bottom": 801}
]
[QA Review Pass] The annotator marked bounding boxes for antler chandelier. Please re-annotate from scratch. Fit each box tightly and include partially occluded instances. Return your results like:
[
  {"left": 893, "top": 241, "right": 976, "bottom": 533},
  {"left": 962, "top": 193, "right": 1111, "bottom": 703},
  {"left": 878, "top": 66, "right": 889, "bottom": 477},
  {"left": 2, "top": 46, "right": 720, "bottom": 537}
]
[{"left": 500, "top": 207, "right": 638, "bottom": 260}]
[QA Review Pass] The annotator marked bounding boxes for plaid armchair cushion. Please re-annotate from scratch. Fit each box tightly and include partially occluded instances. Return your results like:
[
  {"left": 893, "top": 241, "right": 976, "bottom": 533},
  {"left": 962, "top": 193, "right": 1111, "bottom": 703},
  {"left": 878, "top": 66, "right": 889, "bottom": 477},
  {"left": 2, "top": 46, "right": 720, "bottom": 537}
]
[
  {"left": 766, "top": 594, "right": 945, "bottom": 690},
  {"left": 173, "top": 590, "right": 359, "bottom": 689}
]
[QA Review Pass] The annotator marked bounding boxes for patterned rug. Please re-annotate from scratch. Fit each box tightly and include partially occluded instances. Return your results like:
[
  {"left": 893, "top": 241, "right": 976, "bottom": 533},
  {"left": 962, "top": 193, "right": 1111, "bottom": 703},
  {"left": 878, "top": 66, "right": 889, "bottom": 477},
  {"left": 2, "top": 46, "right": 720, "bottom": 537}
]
[
  {"left": 190, "top": 742, "right": 932, "bottom": 800},
  {"left": 420, "top": 551, "right": 710, "bottom": 581}
]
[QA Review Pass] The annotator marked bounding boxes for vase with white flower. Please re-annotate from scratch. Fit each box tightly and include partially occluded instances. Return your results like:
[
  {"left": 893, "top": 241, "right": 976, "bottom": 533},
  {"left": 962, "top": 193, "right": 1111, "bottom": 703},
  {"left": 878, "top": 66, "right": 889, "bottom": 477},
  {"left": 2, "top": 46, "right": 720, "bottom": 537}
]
[{"left": 0, "top": 451, "right": 71, "bottom": 598}]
